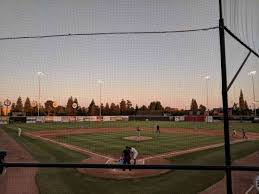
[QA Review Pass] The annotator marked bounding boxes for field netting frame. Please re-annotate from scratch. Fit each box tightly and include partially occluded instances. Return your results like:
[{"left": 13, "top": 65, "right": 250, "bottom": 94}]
[{"left": 1, "top": 1, "right": 259, "bottom": 194}]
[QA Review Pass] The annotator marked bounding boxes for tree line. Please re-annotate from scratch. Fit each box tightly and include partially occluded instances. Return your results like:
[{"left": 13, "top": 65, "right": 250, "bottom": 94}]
[
  {"left": 0, "top": 89, "right": 255, "bottom": 116},
  {"left": 1, "top": 96, "right": 206, "bottom": 116}
]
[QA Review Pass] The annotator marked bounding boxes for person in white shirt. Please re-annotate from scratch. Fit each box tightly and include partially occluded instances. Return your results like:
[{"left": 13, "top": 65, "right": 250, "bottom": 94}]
[{"left": 127, "top": 146, "right": 138, "bottom": 165}]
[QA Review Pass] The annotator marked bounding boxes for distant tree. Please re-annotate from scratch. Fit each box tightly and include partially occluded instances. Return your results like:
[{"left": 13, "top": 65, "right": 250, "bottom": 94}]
[
  {"left": 114, "top": 104, "right": 121, "bottom": 115},
  {"left": 56, "top": 106, "right": 66, "bottom": 116},
  {"left": 135, "top": 105, "right": 139, "bottom": 115},
  {"left": 88, "top": 99, "right": 98, "bottom": 116},
  {"left": 149, "top": 101, "right": 163, "bottom": 111},
  {"left": 140, "top": 105, "right": 148, "bottom": 111},
  {"left": 239, "top": 90, "right": 246, "bottom": 111},
  {"left": 15, "top": 96, "right": 23, "bottom": 112},
  {"left": 81, "top": 107, "right": 88, "bottom": 116},
  {"left": 199, "top": 104, "right": 206, "bottom": 114},
  {"left": 10, "top": 103, "right": 16, "bottom": 115},
  {"left": 73, "top": 98, "right": 79, "bottom": 115},
  {"left": 32, "top": 105, "right": 38, "bottom": 116},
  {"left": 126, "top": 100, "right": 134, "bottom": 115},
  {"left": 0, "top": 102, "right": 4, "bottom": 116},
  {"left": 110, "top": 103, "right": 116, "bottom": 115},
  {"left": 155, "top": 101, "right": 163, "bottom": 110},
  {"left": 164, "top": 107, "right": 172, "bottom": 114},
  {"left": 110, "top": 103, "right": 120, "bottom": 115},
  {"left": 66, "top": 96, "right": 74, "bottom": 115},
  {"left": 120, "top": 99, "right": 127, "bottom": 115},
  {"left": 126, "top": 100, "right": 132, "bottom": 109},
  {"left": 0, "top": 107, "right": 4, "bottom": 116},
  {"left": 76, "top": 106, "right": 82, "bottom": 116},
  {"left": 239, "top": 90, "right": 249, "bottom": 115},
  {"left": 24, "top": 97, "right": 32, "bottom": 116},
  {"left": 232, "top": 103, "right": 239, "bottom": 115},
  {"left": 244, "top": 100, "right": 249, "bottom": 115},
  {"left": 149, "top": 102, "right": 156, "bottom": 110},
  {"left": 190, "top": 99, "right": 198, "bottom": 114},
  {"left": 100, "top": 103, "right": 105, "bottom": 116},
  {"left": 44, "top": 100, "right": 54, "bottom": 116},
  {"left": 103, "top": 103, "right": 110, "bottom": 115}
]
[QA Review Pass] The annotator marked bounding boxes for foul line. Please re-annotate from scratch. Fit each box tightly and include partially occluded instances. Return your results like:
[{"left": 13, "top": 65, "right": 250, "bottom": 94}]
[
  {"left": 244, "top": 185, "right": 254, "bottom": 194},
  {"left": 23, "top": 132, "right": 113, "bottom": 160},
  {"left": 143, "top": 139, "right": 249, "bottom": 161}
]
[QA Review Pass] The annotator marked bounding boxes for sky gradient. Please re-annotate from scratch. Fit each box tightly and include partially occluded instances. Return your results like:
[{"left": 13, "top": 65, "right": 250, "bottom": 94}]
[{"left": 0, "top": 0, "right": 258, "bottom": 109}]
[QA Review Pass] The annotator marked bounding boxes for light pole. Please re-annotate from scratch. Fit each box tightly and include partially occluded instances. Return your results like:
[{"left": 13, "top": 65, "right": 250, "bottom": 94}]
[
  {"left": 204, "top": 76, "right": 210, "bottom": 111},
  {"left": 204, "top": 75, "right": 210, "bottom": 122},
  {"left": 37, "top": 72, "right": 44, "bottom": 117},
  {"left": 97, "top": 80, "right": 104, "bottom": 117},
  {"left": 248, "top": 71, "right": 256, "bottom": 116}
]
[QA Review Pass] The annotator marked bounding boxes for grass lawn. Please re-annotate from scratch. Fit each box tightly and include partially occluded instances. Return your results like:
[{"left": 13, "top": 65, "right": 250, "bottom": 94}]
[
  {"left": 55, "top": 130, "right": 223, "bottom": 156},
  {"left": 5, "top": 120, "right": 259, "bottom": 132},
  {"left": 2, "top": 125, "right": 259, "bottom": 194}
]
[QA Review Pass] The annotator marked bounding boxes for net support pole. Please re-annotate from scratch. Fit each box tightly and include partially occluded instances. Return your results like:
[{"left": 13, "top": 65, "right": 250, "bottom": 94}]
[
  {"left": 227, "top": 51, "right": 251, "bottom": 91},
  {"left": 218, "top": 0, "right": 232, "bottom": 194}
]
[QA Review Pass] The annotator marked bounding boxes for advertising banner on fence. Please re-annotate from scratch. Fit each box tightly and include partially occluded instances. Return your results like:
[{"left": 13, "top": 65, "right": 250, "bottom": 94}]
[
  {"left": 53, "top": 116, "right": 62, "bottom": 122},
  {"left": 110, "top": 116, "right": 129, "bottom": 121},
  {"left": 68, "top": 116, "right": 76, "bottom": 122},
  {"left": 76, "top": 116, "right": 84, "bottom": 122},
  {"left": 36, "top": 116, "right": 45, "bottom": 123},
  {"left": 206, "top": 116, "right": 213, "bottom": 122},
  {"left": 45, "top": 116, "right": 54, "bottom": 123},
  {"left": 61, "top": 116, "right": 70, "bottom": 122},
  {"left": 26, "top": 116, "right": 37, "bottom": 123},
  {"left": 175, "top": 116, "right": 184, "bottom": 122},
  {"left": 103, "top": 116, "right": 111, "bottom": 121}
]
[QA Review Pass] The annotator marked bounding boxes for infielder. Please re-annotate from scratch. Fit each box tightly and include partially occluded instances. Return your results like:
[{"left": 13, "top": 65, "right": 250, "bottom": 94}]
[
  {"left": 231, "top": 129, "right": 237, "bottom": 137},
  {"left": 136, "top": 126, "right": 141, "bottom": 141},
  {"left": 156, "top": 124, "right": 160, "bottom": 134}
]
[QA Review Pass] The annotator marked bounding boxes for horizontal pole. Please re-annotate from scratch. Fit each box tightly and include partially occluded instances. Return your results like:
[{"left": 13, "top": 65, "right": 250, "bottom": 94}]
[
  {"left": 2, "top": 163, "right": 259, "bottom": 171},
  {"left": 224, "top": 26, "right": 259, "bottom": 58}
]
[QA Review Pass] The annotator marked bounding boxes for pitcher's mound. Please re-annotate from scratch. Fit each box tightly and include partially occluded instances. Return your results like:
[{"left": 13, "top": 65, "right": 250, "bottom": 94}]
[{"left": 123, "top": 136, "right": 153, "bottom": 141}]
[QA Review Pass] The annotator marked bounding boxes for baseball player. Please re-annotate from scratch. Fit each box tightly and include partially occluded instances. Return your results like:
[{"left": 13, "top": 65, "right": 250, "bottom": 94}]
[
  {"left": 127, "top": 146, "right": 138, "bottom": 165},
  {"left": 156, "top": 124, "right": 160, "bottom": 134},
  {"left": 231, "top": 129, "right": 237, "bottom": 137},
  {"left": 122, "top": 147, "right": 131, "bottom": 171},
  {"left": 242, "top": 128, "right": 248, "bottom": 139},
  {"left": 136, "top": 126, "right": 142, "bottom": 141}
]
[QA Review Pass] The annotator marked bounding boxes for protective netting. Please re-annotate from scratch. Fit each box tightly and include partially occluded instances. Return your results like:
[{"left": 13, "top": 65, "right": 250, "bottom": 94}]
[
  {"left": 0, "top": 1, "right": 259, "bottom": 194},
  {"left": 223, "top": 0, "right": 259, "bottom": 53}
]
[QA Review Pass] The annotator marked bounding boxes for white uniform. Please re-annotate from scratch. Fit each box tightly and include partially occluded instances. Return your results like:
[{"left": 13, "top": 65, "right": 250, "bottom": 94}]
[{"left": 131, "top": 147, "right": 138, "bottom": 159}]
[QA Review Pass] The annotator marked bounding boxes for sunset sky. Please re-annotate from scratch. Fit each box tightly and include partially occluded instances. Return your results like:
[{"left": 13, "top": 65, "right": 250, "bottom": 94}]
[{"left": 0, "top": 0, "right": 258, "bottom": 109}]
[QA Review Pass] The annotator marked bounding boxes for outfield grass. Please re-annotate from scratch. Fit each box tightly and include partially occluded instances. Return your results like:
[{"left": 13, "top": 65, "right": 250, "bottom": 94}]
[
  {"left": 2, "top": 125, "right": 259, "bottom": 194},
  {"left": 55, "top": 130, "right": 223, "bottom": 156},
  {"left": 5, "top": 120, "right": 259, "bottom": 132}
]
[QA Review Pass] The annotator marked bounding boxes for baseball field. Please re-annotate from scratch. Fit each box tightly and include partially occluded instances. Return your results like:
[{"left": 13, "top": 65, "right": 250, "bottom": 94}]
[{"left": 1, "top": 121, "right": 259, "bottom": 194}]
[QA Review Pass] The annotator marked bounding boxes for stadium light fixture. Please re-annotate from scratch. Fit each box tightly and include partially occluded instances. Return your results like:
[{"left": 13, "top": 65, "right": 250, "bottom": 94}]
[{"left": 248, "top": 71, "right": 256, "bottom": 76}]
